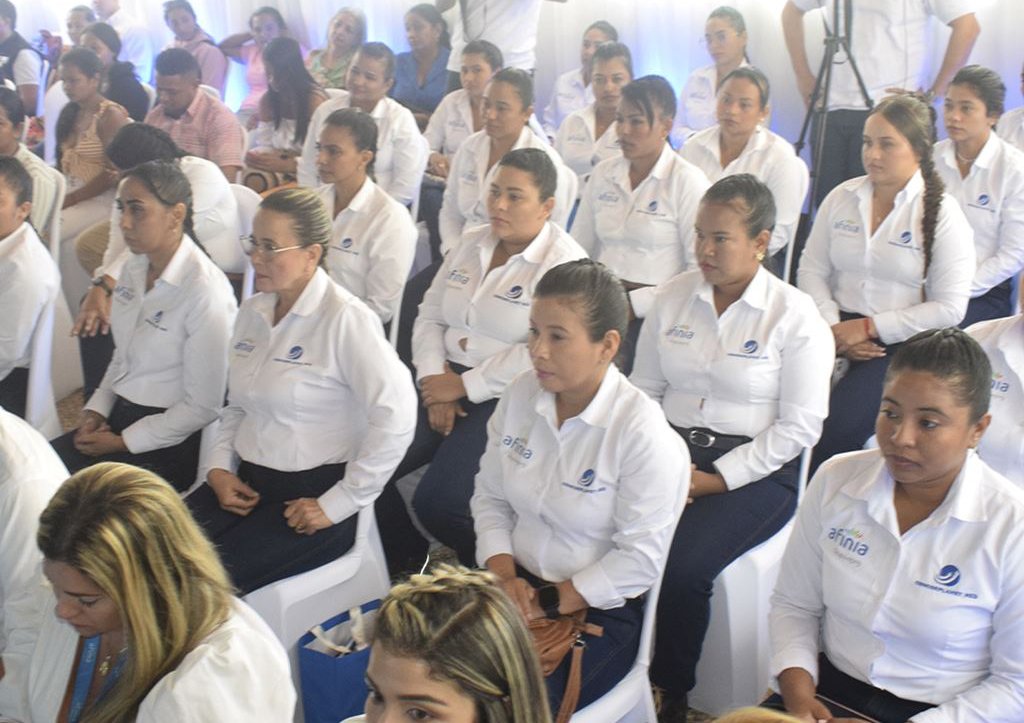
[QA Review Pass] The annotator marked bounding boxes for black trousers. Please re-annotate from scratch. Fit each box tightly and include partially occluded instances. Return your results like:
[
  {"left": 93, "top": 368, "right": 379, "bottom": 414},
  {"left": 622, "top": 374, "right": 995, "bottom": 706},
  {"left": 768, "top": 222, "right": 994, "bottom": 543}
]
[
  {"left": 811, "top": 109, "right": 870, "bottom": 208},
  {"left": 0, "top": 366, "right": 29, "bottom": 419},
  {"left": 50, "top": 396, "right": 202, "bottom": 492},
  {"left": 762, "top": 654, "right": 934, "bottom": 722},
  {"left": 186, "top": 460, "right": 357, "bottom": 595},
  {"left": 961, "top": 278, "right": 1014, "bottom": 329}
]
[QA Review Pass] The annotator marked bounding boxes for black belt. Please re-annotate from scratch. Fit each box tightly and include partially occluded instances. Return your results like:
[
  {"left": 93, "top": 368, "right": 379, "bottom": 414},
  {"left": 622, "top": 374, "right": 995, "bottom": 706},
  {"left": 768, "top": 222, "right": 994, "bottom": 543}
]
[{"left": 672, "top": 425, "right": 752, "bottom": 453}]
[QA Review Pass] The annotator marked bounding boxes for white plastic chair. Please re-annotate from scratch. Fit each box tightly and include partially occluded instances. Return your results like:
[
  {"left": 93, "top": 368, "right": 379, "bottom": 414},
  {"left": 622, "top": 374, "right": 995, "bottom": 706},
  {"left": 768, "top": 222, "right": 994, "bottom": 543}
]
[
  {"left": 198, "top": 83, "right": 222, "bottom": 101},
  {"left": 141, "top": 82, "right": 157, "bottom": 112},
  {"left": 25, "top": 292, "right": 61, "bottom": 439},
  {"left": 571, "top": 470, "right": 689, "bottom": 722},
  {"left": 40, "top": 166, "right": 66, "bottom": 255},
  {"left": 244, "top": 506, "right": 391, "bottom": 723},
  {"left": 688, "top": 448, "right": 812, "bottom": 716},
  {"left": 229, "top": 184, "right": 262, "bottom": 300}
]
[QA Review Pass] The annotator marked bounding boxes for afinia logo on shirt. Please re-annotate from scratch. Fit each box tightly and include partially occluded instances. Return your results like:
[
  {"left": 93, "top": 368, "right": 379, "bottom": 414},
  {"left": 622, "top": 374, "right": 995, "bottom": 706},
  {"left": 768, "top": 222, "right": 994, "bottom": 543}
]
[
  {"left": 833, "top": 218, "right": 860, "bottom": 234},
  {"left": 501, "top": 435, "right": 533, "bottom": 460},
  {"left": 145, "top": 310, "right": 166, "bottom": 330},
  {"left": 447, "top": 268, "right": 471, "bottom": 285},
  {"left": 665, "top": 324, "right": 695, "bottom": 340},
  {"left": 992, "top": 373, "right": 1010, "bottom": 394},
  {"left": 578, "top": 469, "right": 595, "bottom": 487},
  {"left": 287, "top": 346, "right": 304, "bottom": 360},
  {"left": 828, "top": 527, "right": 869, "bottom": 556},
  {"left": 742, "top": 339, "right": 759, "bottom": 354},
  {"left": 935, "top": 564, "right": 961, "bottom": 587},
  {"left": 340, "top": 237, "right": 354, "bottom": 249},
  {"left": 505, "top": 285, "right": 524, "bottom": 300},
  {"left": 978, "top": 193, "right": 990, "bottom": 206},
  {"left": 899, "top": 231, "right": 913, "bottom": 243}
]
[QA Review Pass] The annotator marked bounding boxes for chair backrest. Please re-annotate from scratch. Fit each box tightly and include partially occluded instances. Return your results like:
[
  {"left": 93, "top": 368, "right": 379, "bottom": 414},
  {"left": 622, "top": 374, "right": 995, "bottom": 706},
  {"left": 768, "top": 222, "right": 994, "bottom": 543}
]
[
  {"left": 782, "top": 158, "right": 811, "bottom": 284},
  {"left": 25, "top": 291, "right": 61, "bottom": 439},
  {"left": 42, "top": 168, "right": 66, "bottom": 257},
  {"left": 141, "top": 82, "right": 157, "bottom": 112},
  {"left": 230, "top": 184, "right": 262, "bottom": 300},
  {"left": 199, "top": 84, "right": 222, "bottom": 101}
]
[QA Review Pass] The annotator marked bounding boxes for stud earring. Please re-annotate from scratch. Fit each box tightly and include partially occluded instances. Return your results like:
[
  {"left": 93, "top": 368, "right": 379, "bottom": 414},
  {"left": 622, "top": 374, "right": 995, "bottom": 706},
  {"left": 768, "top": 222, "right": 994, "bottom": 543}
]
[{"left": 756, "top": 251, "right": 766, "bottom": 262}]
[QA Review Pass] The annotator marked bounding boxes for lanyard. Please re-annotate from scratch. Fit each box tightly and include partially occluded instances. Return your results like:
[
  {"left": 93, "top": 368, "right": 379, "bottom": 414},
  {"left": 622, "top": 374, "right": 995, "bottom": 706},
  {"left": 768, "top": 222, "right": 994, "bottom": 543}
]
[{"left": 68, "top": 635, "right": 127, "bottom": 723}]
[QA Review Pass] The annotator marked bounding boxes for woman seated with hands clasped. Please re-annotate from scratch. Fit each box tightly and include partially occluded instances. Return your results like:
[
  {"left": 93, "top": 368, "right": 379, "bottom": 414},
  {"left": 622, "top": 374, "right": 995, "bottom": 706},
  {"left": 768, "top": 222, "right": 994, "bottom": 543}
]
[
  {"left": 314, "top": 108, "right": 417, "bottom": 327},
  {"left": 630, "top": 175, "right": 834, "bottom": 722},
  {"left": 51, "top": 161, "right": 237, "bottom": 492},
  {"left": 188, "top": 188, "right": 417, "bottom": 594},
  {"left": 26, "top": 462, "right": 295, "bottom": 721},
  {"left": 768, "top": 328, "right": 1024, "bottom": 722},
  {"left": 798, "top": 94, "right": 974, "bottom": 474},
  {"left": 377, "top": 148, "right": 586, "bottom": 574},
  {"left": 471, "top": 259, "right": 689, "bottom": 719}
]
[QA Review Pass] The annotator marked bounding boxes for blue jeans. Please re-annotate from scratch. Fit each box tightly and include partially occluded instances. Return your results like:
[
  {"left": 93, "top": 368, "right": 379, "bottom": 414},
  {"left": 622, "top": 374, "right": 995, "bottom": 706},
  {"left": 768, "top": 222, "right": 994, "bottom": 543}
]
[{"left": 651, "top": 441, "right": 798, "bottom": 695}]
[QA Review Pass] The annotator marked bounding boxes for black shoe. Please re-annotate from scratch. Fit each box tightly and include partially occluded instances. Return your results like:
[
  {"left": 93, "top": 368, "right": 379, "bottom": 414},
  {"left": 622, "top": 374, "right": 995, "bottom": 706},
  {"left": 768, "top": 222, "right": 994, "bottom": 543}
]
[{"left": 656, "top": 691, "right": 688, "bottom": 723}]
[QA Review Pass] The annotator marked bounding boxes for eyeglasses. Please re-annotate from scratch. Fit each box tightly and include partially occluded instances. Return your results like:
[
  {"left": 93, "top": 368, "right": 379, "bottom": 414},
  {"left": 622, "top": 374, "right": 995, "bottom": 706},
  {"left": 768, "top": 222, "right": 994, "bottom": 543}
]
[{"left": 240, "top": 235, "right": 307, "bottom": 259}]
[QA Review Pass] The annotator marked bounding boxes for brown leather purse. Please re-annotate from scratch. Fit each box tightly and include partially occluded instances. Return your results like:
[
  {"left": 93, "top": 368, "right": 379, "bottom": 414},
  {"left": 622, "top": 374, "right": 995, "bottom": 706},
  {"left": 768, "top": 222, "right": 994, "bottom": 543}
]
[{"left": 528, "top": 610, "right": 604, "bottom": 723}]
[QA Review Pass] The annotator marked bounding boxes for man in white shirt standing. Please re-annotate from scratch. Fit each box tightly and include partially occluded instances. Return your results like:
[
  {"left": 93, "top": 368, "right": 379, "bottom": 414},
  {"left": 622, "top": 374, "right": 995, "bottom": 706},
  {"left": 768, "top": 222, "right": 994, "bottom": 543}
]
[
  {"left": 782, "top": 0, "right": 979, "bottom": 206},
  {"left": 0, "top": 408, "right": 68, "bottom": 722},
  {"left": 0, "top": 1, "right": 42, "bottom": 118},
  {"left": 91, "top": 0, "right": 153, "bottom": 84}
]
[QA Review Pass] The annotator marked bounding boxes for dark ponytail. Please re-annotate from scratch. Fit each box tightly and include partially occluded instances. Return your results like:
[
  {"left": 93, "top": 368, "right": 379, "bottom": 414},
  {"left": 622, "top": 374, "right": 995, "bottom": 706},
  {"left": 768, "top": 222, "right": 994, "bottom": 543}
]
[{"left": 869, "top": 94, "right": 944, "bottom": 277}]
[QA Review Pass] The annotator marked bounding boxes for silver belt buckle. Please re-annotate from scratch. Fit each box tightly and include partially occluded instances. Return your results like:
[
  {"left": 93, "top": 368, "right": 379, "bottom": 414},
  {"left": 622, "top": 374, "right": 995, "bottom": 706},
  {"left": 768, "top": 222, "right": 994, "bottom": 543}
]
[{"left": 687, "top": 429, "right": 715, "bottom": 448}]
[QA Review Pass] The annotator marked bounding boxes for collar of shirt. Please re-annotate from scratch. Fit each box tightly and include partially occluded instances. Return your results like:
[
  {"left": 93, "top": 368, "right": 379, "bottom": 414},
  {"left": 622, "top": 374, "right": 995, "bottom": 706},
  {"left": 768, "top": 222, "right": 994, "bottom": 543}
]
[
  {"left": 0, "top": 221, "right": 30, "bottom": 251},
  {"left": 937, "top": 132, "right": 1000, "bottom": 175},
  {"left": 609, "top": 142, "right": 677, "bottom": 193},
  {"left": 534, "top": 363, "right": 621, "bottom": 433},
  {"left": 320, "top": 176, "right": 375, "bottom": 218},
  {"left": 566, "top": 67, "right": 585, "bottom": 94},
  {"left": 475, "top": 221, "right": 554, "bottom": 267},
  {"left": 251, "top": 267, "right": 331, "bottom": 325},
  {"left": 996, "top": 315, "right": 1024, "bottom": 384},
  {"left": 123, "top": 234, "right": 195, "bottom": 289},
  {"left": 853, "top": 170, "right": 924, "bottom": 216},
  {"left": 694, "top": 263, "right": 771, "bottom": 312},
  {"left": 181, "top": 86, "right": 211, "bottom": 121}
]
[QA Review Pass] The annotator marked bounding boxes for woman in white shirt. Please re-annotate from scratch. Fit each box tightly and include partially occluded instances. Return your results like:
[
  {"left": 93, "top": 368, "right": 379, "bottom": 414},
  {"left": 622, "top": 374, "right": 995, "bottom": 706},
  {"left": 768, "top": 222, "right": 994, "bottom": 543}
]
[
  {"left": 768, "top": 328, "right": 1024, "bottom": 722},
  {"left": 188, "top": 187, "right": 417, "bottom": 594},
  {"left": 681, "top": 67, "right": 808, "bottom": 274},
  {"left": 471, "top": 258, "right": 689, "bottom": 718},
  {"left": 378, "top": 148, "right": 586, "bottom": 574},
  {"left": 631, "top": 175, "right": 834, "bottom": 721},
  {"left": 554, "top": 42, "right": 631, "bottom": 186},
  {"left": 51, "top": 161, "right": 237, "bottom": 492},
  {"left": 0, "top": 157, "right": 60, "bottom": 420},
  {"left": 967, "top": 314, "right": 1024, "bottom": 483},
  {"left": 672, "top": 6, "right": 749, "bottom": 147},
  {"left": 995, "top": 61, "right": 1024, "bottom": 152},
  {"left": 314, "top": 108, "right": 417, "bottom": 327},
  {"left": 936, "top": 65, "right": 1024, "bottom": 326},
  {"left": 541, "top": 20, "right": 618, "bottom": 139},
  {"left": 438, "top": 68, "right": 575, "bottom": 256},
  {"left": 27, "top": 462, "right": 295, "bottom": 722},
  {"left": 572, "top": 74, "right": 709, "bottom": 371},
  {"left": 798, "top": 94, "right": 974, "bottom": 475}
]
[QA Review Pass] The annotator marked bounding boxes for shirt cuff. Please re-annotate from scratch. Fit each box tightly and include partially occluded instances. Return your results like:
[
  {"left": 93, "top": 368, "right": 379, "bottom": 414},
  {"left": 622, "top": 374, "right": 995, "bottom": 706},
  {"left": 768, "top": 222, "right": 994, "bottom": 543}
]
[
  {"left": 870, "top": 311, "right": 900, "bottom": 345},
  {"left": 120, "top": 420, "right": 157, "bottom": 454},
  {"left": 461, "top": 367, "right": 492, "bottom": 404},
  {"left": 712, "top": 449, "right": 755, "bottom": 491},
  {"left": 571, "top": 563, "right": 624, "bottom": 610},
  {"left": 770, "top": 648, "right": 821, "bottom": 687},
  {"left": 317, "top": 482, "right": 359, "bottom": 524},
  {"left": 96, "top": 248, "right": 130, "bottom": 280},
  {"left": 85, "top": 388, "right": 117, "bottom": 418},
  {"left": 628, "top": 287, "right": 655, "bottom": 319},
  {"left": 474, "top": 529, "right": 514, "bottom": 568}
]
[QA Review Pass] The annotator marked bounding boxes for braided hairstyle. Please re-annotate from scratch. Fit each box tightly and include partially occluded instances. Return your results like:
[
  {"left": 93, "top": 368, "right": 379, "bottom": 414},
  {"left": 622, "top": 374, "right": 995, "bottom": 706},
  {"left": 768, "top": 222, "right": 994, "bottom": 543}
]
[
  {"left": 374, "top": 565, "right": 551, "bottom": 723},
  {"left": 868, "top": 94, "right": 944, "bottom": 277}
]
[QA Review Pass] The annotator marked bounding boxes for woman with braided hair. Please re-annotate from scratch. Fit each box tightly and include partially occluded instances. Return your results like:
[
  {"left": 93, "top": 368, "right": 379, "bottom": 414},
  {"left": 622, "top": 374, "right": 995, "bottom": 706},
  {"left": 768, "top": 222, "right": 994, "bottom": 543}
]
[
  {"left": 343, "top": 564, "right": 550, "bottom": 723},
  {"left": 799, "top": 93, "right": 975, "bottom": 475}
]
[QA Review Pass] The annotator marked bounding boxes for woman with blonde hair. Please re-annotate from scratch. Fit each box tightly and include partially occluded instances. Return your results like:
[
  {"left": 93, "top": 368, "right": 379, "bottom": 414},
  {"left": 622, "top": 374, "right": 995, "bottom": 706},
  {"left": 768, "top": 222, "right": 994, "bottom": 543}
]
[
  {"left": 344, "top": 564, "right": 550, "bottom": 723},
  {"left": 714, "top": 708, "right": 803, "bottom": 723},
  {"left": 23, "top": 462, "right": 294, "bottom": 721}
]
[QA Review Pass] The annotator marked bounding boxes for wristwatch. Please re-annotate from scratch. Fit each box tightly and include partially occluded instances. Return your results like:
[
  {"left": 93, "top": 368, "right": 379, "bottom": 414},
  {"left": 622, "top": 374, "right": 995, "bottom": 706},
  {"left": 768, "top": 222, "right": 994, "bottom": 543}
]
[
  {"left": 91, "top": 277, "right": 113, "bottom": 297},
  {"left": 537, "top": 585, "right": 560, "bottom": 619}
]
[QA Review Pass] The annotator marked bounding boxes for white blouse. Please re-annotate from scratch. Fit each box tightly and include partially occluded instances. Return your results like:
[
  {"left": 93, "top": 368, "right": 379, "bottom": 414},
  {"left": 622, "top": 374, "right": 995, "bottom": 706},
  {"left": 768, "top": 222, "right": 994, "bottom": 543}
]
[
  {"left": 554, "top": 105, "right": 621, "bottom": 184},
  {"left": 0, "top": 223, "right": 60, "bottom": 383}
]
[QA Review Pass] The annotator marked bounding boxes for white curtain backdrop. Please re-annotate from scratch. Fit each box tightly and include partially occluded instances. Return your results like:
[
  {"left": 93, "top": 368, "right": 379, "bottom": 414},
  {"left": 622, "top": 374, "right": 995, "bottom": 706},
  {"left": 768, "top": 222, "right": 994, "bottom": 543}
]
[{"left": 19, "top": 0, "right": 1010, "bottom": 145}]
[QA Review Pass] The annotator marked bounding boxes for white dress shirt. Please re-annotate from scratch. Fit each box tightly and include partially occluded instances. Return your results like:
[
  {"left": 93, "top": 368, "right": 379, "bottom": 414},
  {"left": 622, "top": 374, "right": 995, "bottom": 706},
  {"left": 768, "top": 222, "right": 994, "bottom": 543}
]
[
  {"left": 631, "top": 267, "right": 834, "bottom": 489},
  {"left": 424, "top": 89, "right": 548, "bottom": 159},
  {"left": 770, "top": 449, "right": 1024, "bottom": 721},
  {"left": 790, "top": 0, "right": 975, "bottom": 111},
  {"left": 106, "top": 7, "right": 154, "bottom": 84},
  {"left": 204, "top": 269, "right": 417, "bottom": 524},
  {"left": 542, "top": 67, "right": 593, "bottom": 138},
  {"left": 9, "top": 46, "right": 41, "bottom": 95},
  {"left": 934, "top": 135, "right": 1024, "bottom": 296},
  {"left": 413, "top": 222, "right": 587, "bottom": 403},
  {"left": 0, "top": 409, "right": 67, "bottom": 721},
  {"left": 681, "top": 125, "right": 809, "bottom": 255},
  {"left": 472, "top": 365, "right": 689, "bottom": 609},
  {"left": 670, "top": 61, "right": 750, "bottom": 148},
  {"left": 87, "top": 237, "right": 237, "bottom": 454},
  {"left": 26, "top": 599, "right": 296, "bottom": 722},
  {"left": 316, "top": 179, "right": 417, "bottom": 324},
  {"left": 13, "top": 143, "right": 57, "bottom": 238},
  {"left": 996, "top": 107, "right": 1024, "bottom": 153},
  {"left": 967, "top": 315, "right": 1024, "bottom": 484},
  {"left": 572, "top": 143, "right": 710, "bottom": 318},
  {"left": 554, "top": 105, "right": 621, "bottom": 185},
  {"left": 298, "top": 93, "right": 426, "bottom": 207},
  {"left": 446, "top": 0, "right": 544, "bottom": 72},
  {"left": 97, "top": 156, "right": 241, "bottom": 279},
  {"left": 797, "top": 172, "right": 975, "bottom": 343},
  {"left": 0, "top": 223, "right": 59, "bottom": 382}
]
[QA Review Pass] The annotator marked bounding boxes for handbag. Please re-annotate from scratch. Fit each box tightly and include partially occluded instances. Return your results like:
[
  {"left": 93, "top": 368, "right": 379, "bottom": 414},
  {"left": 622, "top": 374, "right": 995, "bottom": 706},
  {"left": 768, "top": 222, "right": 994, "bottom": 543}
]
[
  {"left": 528, "top": 610, "right": 604, "bottom": 723},
  {"left": 297, "top": 600, "right": 379, "bottom": 723}
]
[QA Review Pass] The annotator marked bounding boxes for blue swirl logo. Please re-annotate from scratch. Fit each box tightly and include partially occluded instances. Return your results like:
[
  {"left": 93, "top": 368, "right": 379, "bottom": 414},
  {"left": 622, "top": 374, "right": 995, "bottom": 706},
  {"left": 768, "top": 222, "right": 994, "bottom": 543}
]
[
  {"left": 152, "top": 310, "right": 163, "bottom": 324},
  {"left": 287, "top": 345, "right": 304, "bottom": 361},
  {"left": 899, "top": 231, "right": 913, "bottom": 244},
  {"left": 647, "top": 200, "right": 658, "bottom": 213},
  {"left": 742, "top": 339, "right": 759, "bottom": 354},
  {"left": 341, "top": 237, "right": 353, "bottom": 249},
  {"left": 506, "top": 285, "right": 524, "bottom": 300},
  {"left": 978, "top": 194, "right": 990, "bottom": 206},
  {"left": 935, "top": 564, "right": 961, "bottom": 587},
  {"left": 578, "top": 469, "right": 595, "bottom": 487}
]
